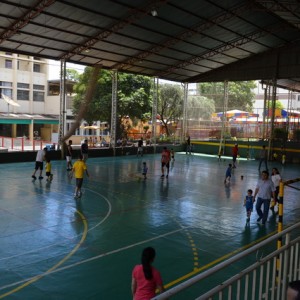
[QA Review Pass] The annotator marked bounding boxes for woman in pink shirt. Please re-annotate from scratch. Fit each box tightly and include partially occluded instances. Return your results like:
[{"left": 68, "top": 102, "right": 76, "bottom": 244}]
[{"left": 131, "top": 247, "right": 164, "bottom": 300}]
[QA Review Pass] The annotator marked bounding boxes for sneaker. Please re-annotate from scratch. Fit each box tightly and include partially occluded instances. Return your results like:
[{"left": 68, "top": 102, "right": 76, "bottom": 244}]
[
  {"left": 32, "top": 175, "right": 37, "bottom": 180},
  {"left": 38, "top": 176, "right": 43, "bottom": 180},
  {"left": 257, "top": 217, "right": 262, "bottom": 223}
]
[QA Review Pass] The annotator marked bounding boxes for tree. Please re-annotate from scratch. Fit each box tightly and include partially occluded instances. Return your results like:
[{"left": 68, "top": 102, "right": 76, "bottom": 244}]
[
  {"left": 266, "top": 100, "right": 284, "bottom": 110},
  {"left": 187, "top": 95, "right": 215, "bottom": 120},
  {"left": 157, "top": 84, "right": 183, "bottom": 136},
  {"left": 72, "top": 68, "right": 152, "bottom": 138},
  {"left": 198, "top": 81, "right": 256, "bottom": 112}
]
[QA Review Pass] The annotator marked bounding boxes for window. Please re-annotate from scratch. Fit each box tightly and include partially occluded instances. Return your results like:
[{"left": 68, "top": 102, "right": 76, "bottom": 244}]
[
  {"left": 33, "top": 63, "right": 41, "bottom": 72},
  {"left": 17, "top": 82, "right": 30, "bottom": 100},
  {"left": 5, "top": 52, "right": 12, "bottom": 56},
  {"left": 298, "top": 95, "right": 300, "bottom": 102},
  {"left": 33, "top": 84, "right": 44, "bottom": 90},
  {"left": 17, "top": 90, "right": 29, "bottom": 100},
  {"left": 33, "top": 91, "right": 44, "bottom": 102},
  {"left": 0, "top": 88, "right": 13, "bottom": 98},
  {"left": 0, "top": 81, "right": 12, "bottom": 87},
  {"left": 17, "top": 83, "right": 30, "bottom": 89},
  {"left": 5, "top": 59, "right": 12, "bottom": 69}
]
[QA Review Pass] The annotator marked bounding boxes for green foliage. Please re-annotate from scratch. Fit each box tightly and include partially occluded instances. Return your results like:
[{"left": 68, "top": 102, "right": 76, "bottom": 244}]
[
  {"left": 72, "top": 68, "right": 152, "bottom": 136},
  {"left": 157, "top": 83, "right": 183, "bottom": 136},
  {"left": 266, "top": 100, "right": 284, "bottom": 110},
  {"left": 197, "top": 81, "right": 256, "bottom": 112},
  {"left": 187, "top": 95, "right": 215, "bottom": 120}
]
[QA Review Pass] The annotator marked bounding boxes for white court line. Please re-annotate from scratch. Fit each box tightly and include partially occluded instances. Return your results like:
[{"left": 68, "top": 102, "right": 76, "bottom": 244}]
[
  {"left": 0, "top": 186, "right": 111, "bottom": 262},
  {"left": 0, "top": 226, "right": 188, "bottom": 291}
]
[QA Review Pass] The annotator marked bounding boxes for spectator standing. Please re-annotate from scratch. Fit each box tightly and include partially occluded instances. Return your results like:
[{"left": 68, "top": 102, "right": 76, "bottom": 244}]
[
  {"left": 270, "top": 167, "right": 281, "bottom": 212},
  {"left": 32, "top": 147, "right": 46, "bottom": 180},
  {"left": 186, "top": 135, "right": 191, "bottom": 154},
  {"left": 161, "top": 147, "right": 171, "bottom": 178},
  {"left": 137, "top": 138, "right": 143, "bottom": 157},
  {"left": 81, "top": 139, "right": 89, "bottom": 162},
  {"left": 232, "top": 144, "right": 239, "bottom": 168},
  {"left": 131, "top": 247, "right": 164, "bottom": 300},
  {"left": 66, "top": 140, "right": 73, "bottom": 171},
  {"left": 254, "top": 170, "right": 275, "bottom": 225},
  {"left": 258, "top": 145, "right": 268, "bottom": 171}
]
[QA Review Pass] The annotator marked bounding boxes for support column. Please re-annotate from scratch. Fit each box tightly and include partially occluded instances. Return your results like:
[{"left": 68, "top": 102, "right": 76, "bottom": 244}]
[
  {"left": 151, "top": 77, "right": 159, "bottom": 153},
  {"left": 110, "top": 70, "right": 118, "bottom": 154},
  {"left": 219, "top": 80, "right": 228, "bottom": 156},
  {"left": 268, "top": 79, "right": 277, "bottom": 160},
  {"left": 29, "top": 118, "right": 34, "bottom": 144},
  {"left": 181, "top": 83, "right": 188, "bottom": 143},
  {"left": 11, "top": 124, "right": 17, "bottom": 138},
  {"left": 58, "top": 59, "right": 66, "bottom": 147},
  {"left": 262, "top": 83, "right": 268, "bottom": 140}
]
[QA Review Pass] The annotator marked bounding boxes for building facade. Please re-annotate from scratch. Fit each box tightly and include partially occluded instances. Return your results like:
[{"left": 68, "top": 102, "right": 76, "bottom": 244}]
[{"left": 0, "top": 52, "right": 59, "bottom": 141}]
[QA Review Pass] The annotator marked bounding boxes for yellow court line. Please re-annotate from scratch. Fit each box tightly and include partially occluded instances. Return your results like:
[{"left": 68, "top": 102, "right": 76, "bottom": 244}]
[
  {"left": 164, "top": 230, "right": 276, "bottom": 289},
  {"left": 0, "top": 210, "right": 88, "bottom": 299}
]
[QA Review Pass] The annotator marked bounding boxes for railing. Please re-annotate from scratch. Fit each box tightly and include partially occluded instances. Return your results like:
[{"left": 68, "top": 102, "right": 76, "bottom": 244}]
[
  {"left": 0, "top": 136, "right": 56, "bottom": 151},
  {"left": 152, "top": 222, "right": 300, "bottom": 300}
]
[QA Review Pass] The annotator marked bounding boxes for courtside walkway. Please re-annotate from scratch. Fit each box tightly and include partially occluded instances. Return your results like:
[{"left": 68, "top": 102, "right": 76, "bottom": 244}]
[{"left": 0, "top": 153, "right": 299, "bottom": 299}]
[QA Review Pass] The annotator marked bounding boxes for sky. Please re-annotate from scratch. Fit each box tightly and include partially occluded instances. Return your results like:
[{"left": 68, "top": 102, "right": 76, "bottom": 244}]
[{"left": 48, "top": 60, "right": 85, "bottom": 80}]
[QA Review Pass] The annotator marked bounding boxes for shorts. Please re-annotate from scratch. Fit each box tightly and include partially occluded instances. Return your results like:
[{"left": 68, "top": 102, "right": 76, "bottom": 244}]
[
  {"left": 161, "top": 162, "right": 170, "bottom": 168},
  {"left": 82, "top": 153, "right": 88, "bottom": 161},
  {"left": 35, "top": 161, "right": 43, "bottom": 170},
  {"left": 76, "top": 178, "right": 83, "bottom": 188},
  {"left": 66, "top": 156, "right": 72, "bottom": 162},
  {"left": 46, "top": 172, "right": 52, "bottom": 177}
]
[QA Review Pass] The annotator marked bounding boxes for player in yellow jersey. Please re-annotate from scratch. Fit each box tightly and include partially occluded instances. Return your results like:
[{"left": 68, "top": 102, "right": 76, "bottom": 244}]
[
  {"left": 45, "top": 159, "right": 53, "bottom": 181},
  {"left": 71, "top": 155, "right": 89, "bottom": 198}
]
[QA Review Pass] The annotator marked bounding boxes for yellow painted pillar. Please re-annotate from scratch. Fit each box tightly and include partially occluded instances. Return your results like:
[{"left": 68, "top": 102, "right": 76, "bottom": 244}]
[{"left": 11, "top": 124, "right": 17, "bottom": 138}]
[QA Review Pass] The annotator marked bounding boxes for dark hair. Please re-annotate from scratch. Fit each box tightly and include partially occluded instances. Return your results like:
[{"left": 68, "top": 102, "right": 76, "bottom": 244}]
[
  {"left": 79, "top": 154, "right": 83, "bottom": 160},
  {"left": 247, "top": 189, "right": 253, "bottom": 194},
  {"left": 289, "top": 281, "right": 300, "bottom": 300},
  {"left": 141, "top": 247, "right": 156, "bottom": 280},
  {"left": 47, "top": 159, "right": 51, "bottom": 163},
  {"left": 262, "top": 170, "right": 269, "bottom": 177},
  {"left": 229, "top": 164, "right": 232, "bottom": 167},
  {"left": 272, "top": 167, "right": 279, "bottom": 175}
]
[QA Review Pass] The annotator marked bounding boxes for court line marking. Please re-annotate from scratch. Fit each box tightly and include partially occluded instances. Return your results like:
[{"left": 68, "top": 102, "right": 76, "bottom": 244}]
[
  {"left": 0, "top": 227, "right": 187, "bottom": 292},
  {"left": 0, "top": 187, "right": 111, "bottom": 263},
  {"left": 163, "top": 229, "right": 277, "bottom": 289},
  {"left": 0, "top": 210, "right": 88, "bottom": 299},
  {"left": 0, "top": 227, "right": 276, "bottom": 295}
]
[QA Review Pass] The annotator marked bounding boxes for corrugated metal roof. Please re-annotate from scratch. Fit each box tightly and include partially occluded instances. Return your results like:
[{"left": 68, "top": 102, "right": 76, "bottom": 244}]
[{"left": 0, "top": 0, "right": 300, "bottom": 90}]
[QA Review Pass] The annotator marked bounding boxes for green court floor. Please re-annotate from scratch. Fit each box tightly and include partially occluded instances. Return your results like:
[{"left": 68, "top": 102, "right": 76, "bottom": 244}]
[{"left": 0, "top": 153, "right": 299, "bottom": 299}]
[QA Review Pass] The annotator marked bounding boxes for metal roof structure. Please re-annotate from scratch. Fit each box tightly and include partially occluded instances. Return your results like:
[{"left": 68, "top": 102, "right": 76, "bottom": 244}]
[{"left": 1, "top": 0, "right": 300, "bottom": 89}]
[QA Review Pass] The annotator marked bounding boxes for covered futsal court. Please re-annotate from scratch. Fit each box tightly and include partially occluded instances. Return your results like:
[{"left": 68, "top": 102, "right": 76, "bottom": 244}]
[{"left": 0, "top": 153, "right": 299, "bottom": 299}]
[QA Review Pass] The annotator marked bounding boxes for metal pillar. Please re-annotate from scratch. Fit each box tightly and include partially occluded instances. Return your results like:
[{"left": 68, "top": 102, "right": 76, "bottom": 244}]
[
  {"left": 181, "top": 83, "right": 188, "bottom": 143},
  {"left": 268, "top": 79, "right": 277, "bottom": 160},
  {"left": 151, "top": 77, "right": 158, "bottom": 153},
  {"left": 110, "top": 70, "right": 118, "bottom": 154},
  {"left": 58, "top": 59, "right": 66, "bottom": 146},
  {"left": 219, "top": 80, "right": 228, "bottom": 156},
  {"left": 262, "top": 83, "right": 267, "bottom": 140}
]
